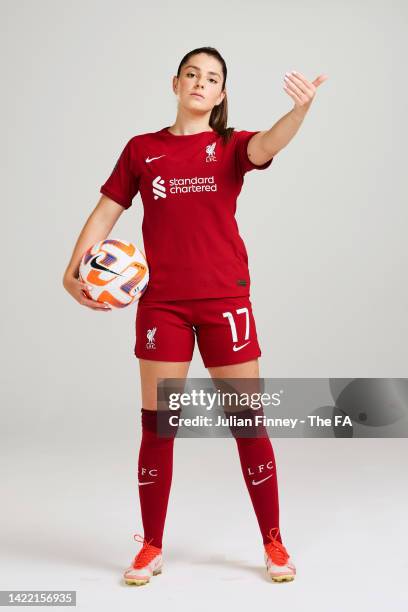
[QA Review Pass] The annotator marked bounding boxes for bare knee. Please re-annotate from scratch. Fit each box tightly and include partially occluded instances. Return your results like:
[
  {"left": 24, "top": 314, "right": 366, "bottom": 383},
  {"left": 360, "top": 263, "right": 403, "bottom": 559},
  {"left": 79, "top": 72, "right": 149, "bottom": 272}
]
[
  {"left": 138, "top": 359, "right": 191, "bottom": 410},
  {"left": 207, "top": 358, "right": 260, "bottom": 379}
]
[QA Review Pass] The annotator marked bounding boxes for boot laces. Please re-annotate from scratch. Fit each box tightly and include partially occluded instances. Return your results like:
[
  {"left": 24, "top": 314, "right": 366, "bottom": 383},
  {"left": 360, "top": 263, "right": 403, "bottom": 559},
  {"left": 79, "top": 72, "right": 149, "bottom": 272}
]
[
  {"left": 265, "top": 527, "right": 289, "bottom": 565},
  {"left": 132, "top": 533, "right": 162, "bottom": 569}
]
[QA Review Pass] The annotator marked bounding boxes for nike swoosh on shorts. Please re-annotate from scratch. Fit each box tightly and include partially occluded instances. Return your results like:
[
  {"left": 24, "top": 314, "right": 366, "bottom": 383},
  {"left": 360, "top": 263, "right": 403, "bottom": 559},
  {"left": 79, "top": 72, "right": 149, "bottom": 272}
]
[{"left": 233, "top": 341, "right": 251, "bottom": 351}]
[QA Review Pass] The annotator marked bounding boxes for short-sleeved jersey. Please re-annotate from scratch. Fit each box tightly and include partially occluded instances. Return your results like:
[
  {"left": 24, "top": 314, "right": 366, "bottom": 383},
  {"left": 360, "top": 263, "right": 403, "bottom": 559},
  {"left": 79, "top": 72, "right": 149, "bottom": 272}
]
[{"left": 100, "top": 126, "right": 273, "bottom": 302}]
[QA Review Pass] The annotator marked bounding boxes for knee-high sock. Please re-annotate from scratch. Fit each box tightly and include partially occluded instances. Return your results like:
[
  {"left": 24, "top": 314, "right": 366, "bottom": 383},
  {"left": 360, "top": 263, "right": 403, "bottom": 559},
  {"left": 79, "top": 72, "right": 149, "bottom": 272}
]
[
  {"left": 230, "top": 409, "right": 282, "bottom": 545},
  {"left": 137, "top": 408, "right": 180, "bottom": 549}
]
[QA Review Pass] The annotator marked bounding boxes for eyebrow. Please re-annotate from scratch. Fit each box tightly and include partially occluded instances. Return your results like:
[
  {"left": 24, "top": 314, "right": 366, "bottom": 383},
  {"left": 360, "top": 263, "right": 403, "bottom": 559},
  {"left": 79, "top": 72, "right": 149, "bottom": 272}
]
[{"left": 184, "top": 64, "right": 221, "bottom": 78}]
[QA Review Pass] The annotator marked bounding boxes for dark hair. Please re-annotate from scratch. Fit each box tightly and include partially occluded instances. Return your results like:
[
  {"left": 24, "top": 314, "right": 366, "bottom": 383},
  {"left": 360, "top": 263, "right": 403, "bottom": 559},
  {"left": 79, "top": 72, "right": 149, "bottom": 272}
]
[{"left": 175, "top": 46, "right": 235, "bottom": 145}]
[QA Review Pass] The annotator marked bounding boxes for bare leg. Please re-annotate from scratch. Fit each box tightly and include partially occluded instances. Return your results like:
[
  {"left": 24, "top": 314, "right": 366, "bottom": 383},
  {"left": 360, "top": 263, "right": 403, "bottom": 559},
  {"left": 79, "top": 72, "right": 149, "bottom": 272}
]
[
  {"left": 207, "top": 358, "right": 259, "bottom": 379},
  {"left": 139, "top": 358, "right": 191, "bottom": 410}
]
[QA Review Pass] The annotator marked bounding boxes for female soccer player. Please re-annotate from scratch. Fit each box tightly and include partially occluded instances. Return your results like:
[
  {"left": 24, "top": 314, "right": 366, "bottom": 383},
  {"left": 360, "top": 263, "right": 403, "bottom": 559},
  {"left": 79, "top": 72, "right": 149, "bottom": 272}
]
[{"left": 63, "top": 46, "right": 327, "bottom": 586}]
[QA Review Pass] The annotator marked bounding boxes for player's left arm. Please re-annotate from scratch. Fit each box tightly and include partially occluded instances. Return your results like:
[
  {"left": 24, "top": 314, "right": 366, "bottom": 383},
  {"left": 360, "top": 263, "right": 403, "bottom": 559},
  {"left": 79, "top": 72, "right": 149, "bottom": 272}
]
[{"left": 247, "top": 70, "right": 329, "bottom": 165}]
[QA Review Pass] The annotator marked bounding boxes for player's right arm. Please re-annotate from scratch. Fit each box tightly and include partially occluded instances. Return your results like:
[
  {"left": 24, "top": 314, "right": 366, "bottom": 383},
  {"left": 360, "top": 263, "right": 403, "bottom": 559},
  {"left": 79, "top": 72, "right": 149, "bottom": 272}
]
[{"left": 62, "top": 195, "right": 126, "bottom": 310}]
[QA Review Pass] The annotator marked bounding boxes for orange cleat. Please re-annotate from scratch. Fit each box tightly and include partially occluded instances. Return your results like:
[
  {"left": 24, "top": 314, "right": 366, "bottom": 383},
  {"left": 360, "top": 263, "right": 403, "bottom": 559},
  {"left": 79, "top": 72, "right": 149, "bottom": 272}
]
[
  {"left": 264, "top": 527, "right": 296, "bottom": 583},
  {"left": 123, "top": 533, "right": 163, "bottom": 586}
]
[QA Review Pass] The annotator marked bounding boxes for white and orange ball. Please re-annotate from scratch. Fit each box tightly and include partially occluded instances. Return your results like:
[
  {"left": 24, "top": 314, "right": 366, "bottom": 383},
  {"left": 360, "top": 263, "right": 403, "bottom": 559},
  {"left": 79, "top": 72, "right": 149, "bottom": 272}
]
[{"left": 79, "top": 239, "right": 149, "bottom": 308}]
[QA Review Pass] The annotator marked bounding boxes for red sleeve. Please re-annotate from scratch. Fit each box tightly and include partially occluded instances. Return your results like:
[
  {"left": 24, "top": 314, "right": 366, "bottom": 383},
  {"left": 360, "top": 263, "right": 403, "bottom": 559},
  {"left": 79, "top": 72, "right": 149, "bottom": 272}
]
[
  {"left": 234, "top": 130, "right": 273, "bottom": 177},
  {"left": 100, "top": 138, "right": 140, "bottom": 209}
]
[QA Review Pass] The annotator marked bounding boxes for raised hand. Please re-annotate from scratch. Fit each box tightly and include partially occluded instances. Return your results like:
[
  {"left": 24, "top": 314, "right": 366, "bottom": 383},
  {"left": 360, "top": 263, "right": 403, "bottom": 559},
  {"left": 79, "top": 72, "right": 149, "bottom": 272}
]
[{"left": 283, "top": 70, "right": 328, "bottom": 112}]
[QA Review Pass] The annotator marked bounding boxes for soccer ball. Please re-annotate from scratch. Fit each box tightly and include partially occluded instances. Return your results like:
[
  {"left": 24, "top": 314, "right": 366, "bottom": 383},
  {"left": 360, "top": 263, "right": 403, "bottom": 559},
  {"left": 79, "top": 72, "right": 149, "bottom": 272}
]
[{"left": 79, "top": 239, "right": 149, "bottom": 308}]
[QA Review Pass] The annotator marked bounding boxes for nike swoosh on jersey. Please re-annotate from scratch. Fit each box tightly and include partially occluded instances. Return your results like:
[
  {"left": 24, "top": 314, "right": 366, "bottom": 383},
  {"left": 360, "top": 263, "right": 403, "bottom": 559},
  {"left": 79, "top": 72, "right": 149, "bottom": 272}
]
[
  {"left": 252, "top": 474, "right": 273, "bottom": 486},
  {"left": 145, "top": 155, "right": 166, "bottom": 163},
  {"left": 233, "top": 341, "right": 251, "bottom": 351}
]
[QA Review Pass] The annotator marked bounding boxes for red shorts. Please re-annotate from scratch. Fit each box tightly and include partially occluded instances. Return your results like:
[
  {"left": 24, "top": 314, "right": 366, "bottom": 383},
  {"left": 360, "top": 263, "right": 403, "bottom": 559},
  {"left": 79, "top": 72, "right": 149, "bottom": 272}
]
[{"left": 134, "top": 295, "right": 262, "bottom": 368}]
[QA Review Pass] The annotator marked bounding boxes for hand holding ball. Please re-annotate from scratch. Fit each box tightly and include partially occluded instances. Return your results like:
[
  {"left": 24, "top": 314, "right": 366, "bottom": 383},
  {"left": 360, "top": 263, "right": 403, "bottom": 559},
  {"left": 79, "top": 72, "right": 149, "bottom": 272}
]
[{"left": 79, "top": 239, "right": 149, "bottom": 308}]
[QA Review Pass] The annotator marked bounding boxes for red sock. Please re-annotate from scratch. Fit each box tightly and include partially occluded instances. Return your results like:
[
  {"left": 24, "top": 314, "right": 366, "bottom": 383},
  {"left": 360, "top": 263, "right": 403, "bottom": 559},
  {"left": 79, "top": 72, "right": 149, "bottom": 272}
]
[
  {"left": 137, "top": 408, "right": 180, "bottom": 549},
  {"left": 229, "top": 409, "right": 283, "bottom": 545}
]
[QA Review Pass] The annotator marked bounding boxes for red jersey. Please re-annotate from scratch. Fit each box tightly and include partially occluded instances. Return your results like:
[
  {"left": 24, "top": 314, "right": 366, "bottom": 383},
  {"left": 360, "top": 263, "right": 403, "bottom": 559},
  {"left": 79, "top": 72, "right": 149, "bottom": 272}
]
[{"left": 100, "top": 126, "right": 273, "bottom": 301}]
